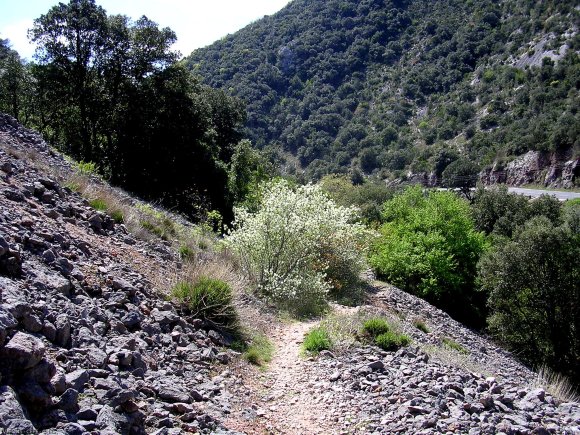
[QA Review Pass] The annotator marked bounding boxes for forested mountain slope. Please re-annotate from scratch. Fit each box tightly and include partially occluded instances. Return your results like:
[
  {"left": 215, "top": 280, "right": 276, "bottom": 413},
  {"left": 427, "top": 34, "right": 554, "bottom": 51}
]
[{"left": 186, "top": 0, "right": 579, "bottom": 182}]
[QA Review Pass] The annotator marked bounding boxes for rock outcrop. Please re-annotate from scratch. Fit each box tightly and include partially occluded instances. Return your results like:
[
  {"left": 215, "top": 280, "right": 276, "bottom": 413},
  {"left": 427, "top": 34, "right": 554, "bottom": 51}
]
[{"left": 480, "top": 151, "right": 579, "bottom": 189}]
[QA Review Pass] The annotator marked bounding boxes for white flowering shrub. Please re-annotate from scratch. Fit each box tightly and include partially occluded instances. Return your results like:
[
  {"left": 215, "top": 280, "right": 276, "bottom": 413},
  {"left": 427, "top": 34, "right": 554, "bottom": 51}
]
[{"left": 226, "top": 180, "right": 370, "bottom": 315}]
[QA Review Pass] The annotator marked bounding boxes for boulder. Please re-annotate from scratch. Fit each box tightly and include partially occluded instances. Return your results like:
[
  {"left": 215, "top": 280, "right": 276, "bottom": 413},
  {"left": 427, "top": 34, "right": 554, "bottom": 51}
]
[{"left": 0, "top": 332, "right": 46, "bottom": 369}]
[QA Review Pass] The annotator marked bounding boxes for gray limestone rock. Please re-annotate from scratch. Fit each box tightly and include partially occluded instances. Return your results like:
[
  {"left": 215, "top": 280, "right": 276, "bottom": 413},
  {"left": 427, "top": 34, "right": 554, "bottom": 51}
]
[
  {"left": 54, "top": 314, "right": 72, "bottom": 347},
  {"left": 0, "top": 386, "right": 38, "bottom": 434}
]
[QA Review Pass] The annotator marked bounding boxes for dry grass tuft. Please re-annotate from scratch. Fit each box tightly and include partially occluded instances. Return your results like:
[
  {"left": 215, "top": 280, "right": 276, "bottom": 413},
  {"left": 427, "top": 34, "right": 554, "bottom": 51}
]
[
  {"left": 178, "top": 254, "right": 243, "bottom": 293},
  {"left": 531, "top": 366, "right": 579, "bottom": 404},
  {"left": 2, "top": 142, "right": 52, "bottom": 174},
  {"left": 421, "top": 343, "right": 493, "bottom": 378}
]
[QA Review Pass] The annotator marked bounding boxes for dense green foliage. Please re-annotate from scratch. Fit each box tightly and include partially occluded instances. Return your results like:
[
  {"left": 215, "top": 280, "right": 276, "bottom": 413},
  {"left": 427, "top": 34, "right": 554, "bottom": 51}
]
[
  {"left": 171, "top": 277, "right": 238, "bottom": 329},
  {"left": 472, "top": 186, "right": 563, "bottom": 238},
  {"left": 441, "top": 159, "right": 480, "bottom": 198},
  {"left": 471, "top": 188, "right": 578, "bottom": 381},
  {"left": 319, "top": 174, "right": 394, "bottom": 225},
  {"left": 0, "top": 40, "right": 32, "bottom": 121},
  {"left": 2, "top": 0, "right": 250, "bottom": 220},
  {"left": 368, "top": 185, "right": 578, "bottom": 381},
  {"left": 370, "top": 186, "right": 487, "bottom": 326},
  {"left": 478, "top": 215, "right": 579, "bottom": 384},
  {"left": 187, "top": 0, "right": 579, "bottom": 182}
]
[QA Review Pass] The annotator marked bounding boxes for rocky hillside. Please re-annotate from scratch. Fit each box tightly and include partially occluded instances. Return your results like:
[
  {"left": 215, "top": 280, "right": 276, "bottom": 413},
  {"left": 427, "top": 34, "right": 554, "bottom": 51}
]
[
  {"left": 1, "top": 114, "right": 579, "bottom": 434},
  {"left": 222, "top": 283, "right": 580, "bottom": 434},
  {"left": 186, "top": 0, "right": 579, "bottom": 185},
  {"left": 0, "top": 113, "right": 242, "bottom": 434}
]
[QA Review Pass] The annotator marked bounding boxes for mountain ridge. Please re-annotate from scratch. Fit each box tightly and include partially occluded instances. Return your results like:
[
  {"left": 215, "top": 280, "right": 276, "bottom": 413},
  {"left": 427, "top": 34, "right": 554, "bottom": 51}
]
[{"left": 186, "top": 0, "right": 579, "bottom": 184}]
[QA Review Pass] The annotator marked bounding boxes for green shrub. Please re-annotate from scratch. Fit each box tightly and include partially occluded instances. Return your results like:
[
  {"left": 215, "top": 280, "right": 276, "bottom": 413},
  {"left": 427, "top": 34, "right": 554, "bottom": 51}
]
[
  {"left": 482, "top": 69, "right": 495, "bottom": 82},
  {"left": 442, "top": 337, "right": 468, "bottom": 354},
  {"left": 319, "top": 174, "right": 395, "bottom": 225},
  {"left": 441, "top": 159, "right": 480, "bottom": 198},
  {"left": 472, "top": 186, "right": 563, "bottom": 238},
  {"left": 171, "top": 277, "right": 237, "bottom": 329},
  {"left": 76, "top": 160, "right": 97, "bottom": 176},
  {"left": 362, "top": 318, "right": 390, "bottom": 337},
  {"left": 205, "top": 209, "right": 223, "bottom": 233},
  {"left": 369, "top": 186, "right": 487, "bottom": 326},
  {"left": 303, "top": 327, "right": 332, "bottom": 353},
  {"left": 479, "top": 216, "right": 579, "bottom": 384},
  {"left": 375, "top": 331, "right": 410, "bottom": 351},
  {"left": 226, "top": 180, "right": 370, "bottom": 316}
]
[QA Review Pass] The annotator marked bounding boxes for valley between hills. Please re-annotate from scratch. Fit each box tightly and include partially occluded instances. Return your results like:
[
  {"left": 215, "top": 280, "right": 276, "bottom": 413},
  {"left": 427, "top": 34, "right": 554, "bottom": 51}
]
[{"left": 1, "top": 0, "right": 579, "bottom": 434}]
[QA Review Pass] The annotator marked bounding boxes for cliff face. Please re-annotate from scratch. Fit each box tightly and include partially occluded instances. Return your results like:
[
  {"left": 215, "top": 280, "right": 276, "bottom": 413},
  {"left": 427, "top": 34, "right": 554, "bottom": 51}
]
[
  {"left": 480, "top": 151, "right": 579, "bottom": 189},
  {"left": 0, "top": 114, "right": 241, "bottom": 434}
]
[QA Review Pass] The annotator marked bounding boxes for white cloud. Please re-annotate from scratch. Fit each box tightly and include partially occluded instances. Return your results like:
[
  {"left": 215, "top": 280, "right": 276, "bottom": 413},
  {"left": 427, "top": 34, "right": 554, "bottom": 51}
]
[
  {"left": 1, "top": 20, "right": 35, "bottom": 59},
  {"left": 1, "top": 0, "right": 291, "bottom": 60}
]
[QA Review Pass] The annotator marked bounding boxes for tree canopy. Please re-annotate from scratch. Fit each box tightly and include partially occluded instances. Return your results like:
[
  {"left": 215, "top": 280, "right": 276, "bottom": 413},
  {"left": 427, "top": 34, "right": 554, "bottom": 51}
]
[
  {"left": 369, "top": 186, "right": 487, "bottom": 326},
  {"left": 479, "top": 215, "right": 579, "bottom": 384},
  {"left": 20, "top": 0, "right": 248, "bottom": 220}
]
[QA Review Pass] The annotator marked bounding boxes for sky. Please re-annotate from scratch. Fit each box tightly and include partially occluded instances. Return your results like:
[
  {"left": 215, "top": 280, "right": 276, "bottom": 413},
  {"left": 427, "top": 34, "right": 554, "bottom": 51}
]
[{"left": 0, "top": 0, "right": 292, "bottom": 59}]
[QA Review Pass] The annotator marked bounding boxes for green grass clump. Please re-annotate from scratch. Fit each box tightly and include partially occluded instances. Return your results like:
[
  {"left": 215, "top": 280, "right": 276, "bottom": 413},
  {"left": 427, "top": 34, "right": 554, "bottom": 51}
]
[
  {"left": 140, "top": 219, "right": 176, "bottom": 240},
  {"left": 362, "top": 317, "right": 390, "bottom": 337},
  {"left": 303, "top": 327, "right": 332, "bottom": 353},
  {"left": 137, "top": 203, "right": 177, "bottom": 240},
  {"left": 64, "top": 181, "right": 81, "bottom": 192},
  {"left": 110, "top": 210, "right": 124, "bottom": 224},
  {"left": 413, "top": 319, "right": 430, "bottom": 333},
  {"left": 75, "top": 160, "right": 97, "bottom": 176},
  {"left": 442, "top": 337, "right": 469, "bottom": 354},
  {"left": 141, "top": 220, "right": 163, "bottom": 237},
  {"left": 243, "top": 334, "right": 274, "bottom": 367},
  {"left": 179, "top": 245, "right": 196, "bottom": 261},
  {"left": 375, "top": 331, "right": 411, "bottom": 351},
  {"left": 171, "top": 277, "right": 237, "bottom": 330},
  {"left": 89, "top": 198, "right": 108, "bottom": 211},
  {"left": 88, "top": 198, "right": 124, "bottom": 223}
]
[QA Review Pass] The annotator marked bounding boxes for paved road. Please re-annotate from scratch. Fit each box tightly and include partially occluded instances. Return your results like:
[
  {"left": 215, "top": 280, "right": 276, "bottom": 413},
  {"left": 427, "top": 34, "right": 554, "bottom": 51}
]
[{"left": 508, "top": 187, "right": 580, "bottom": 201}]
